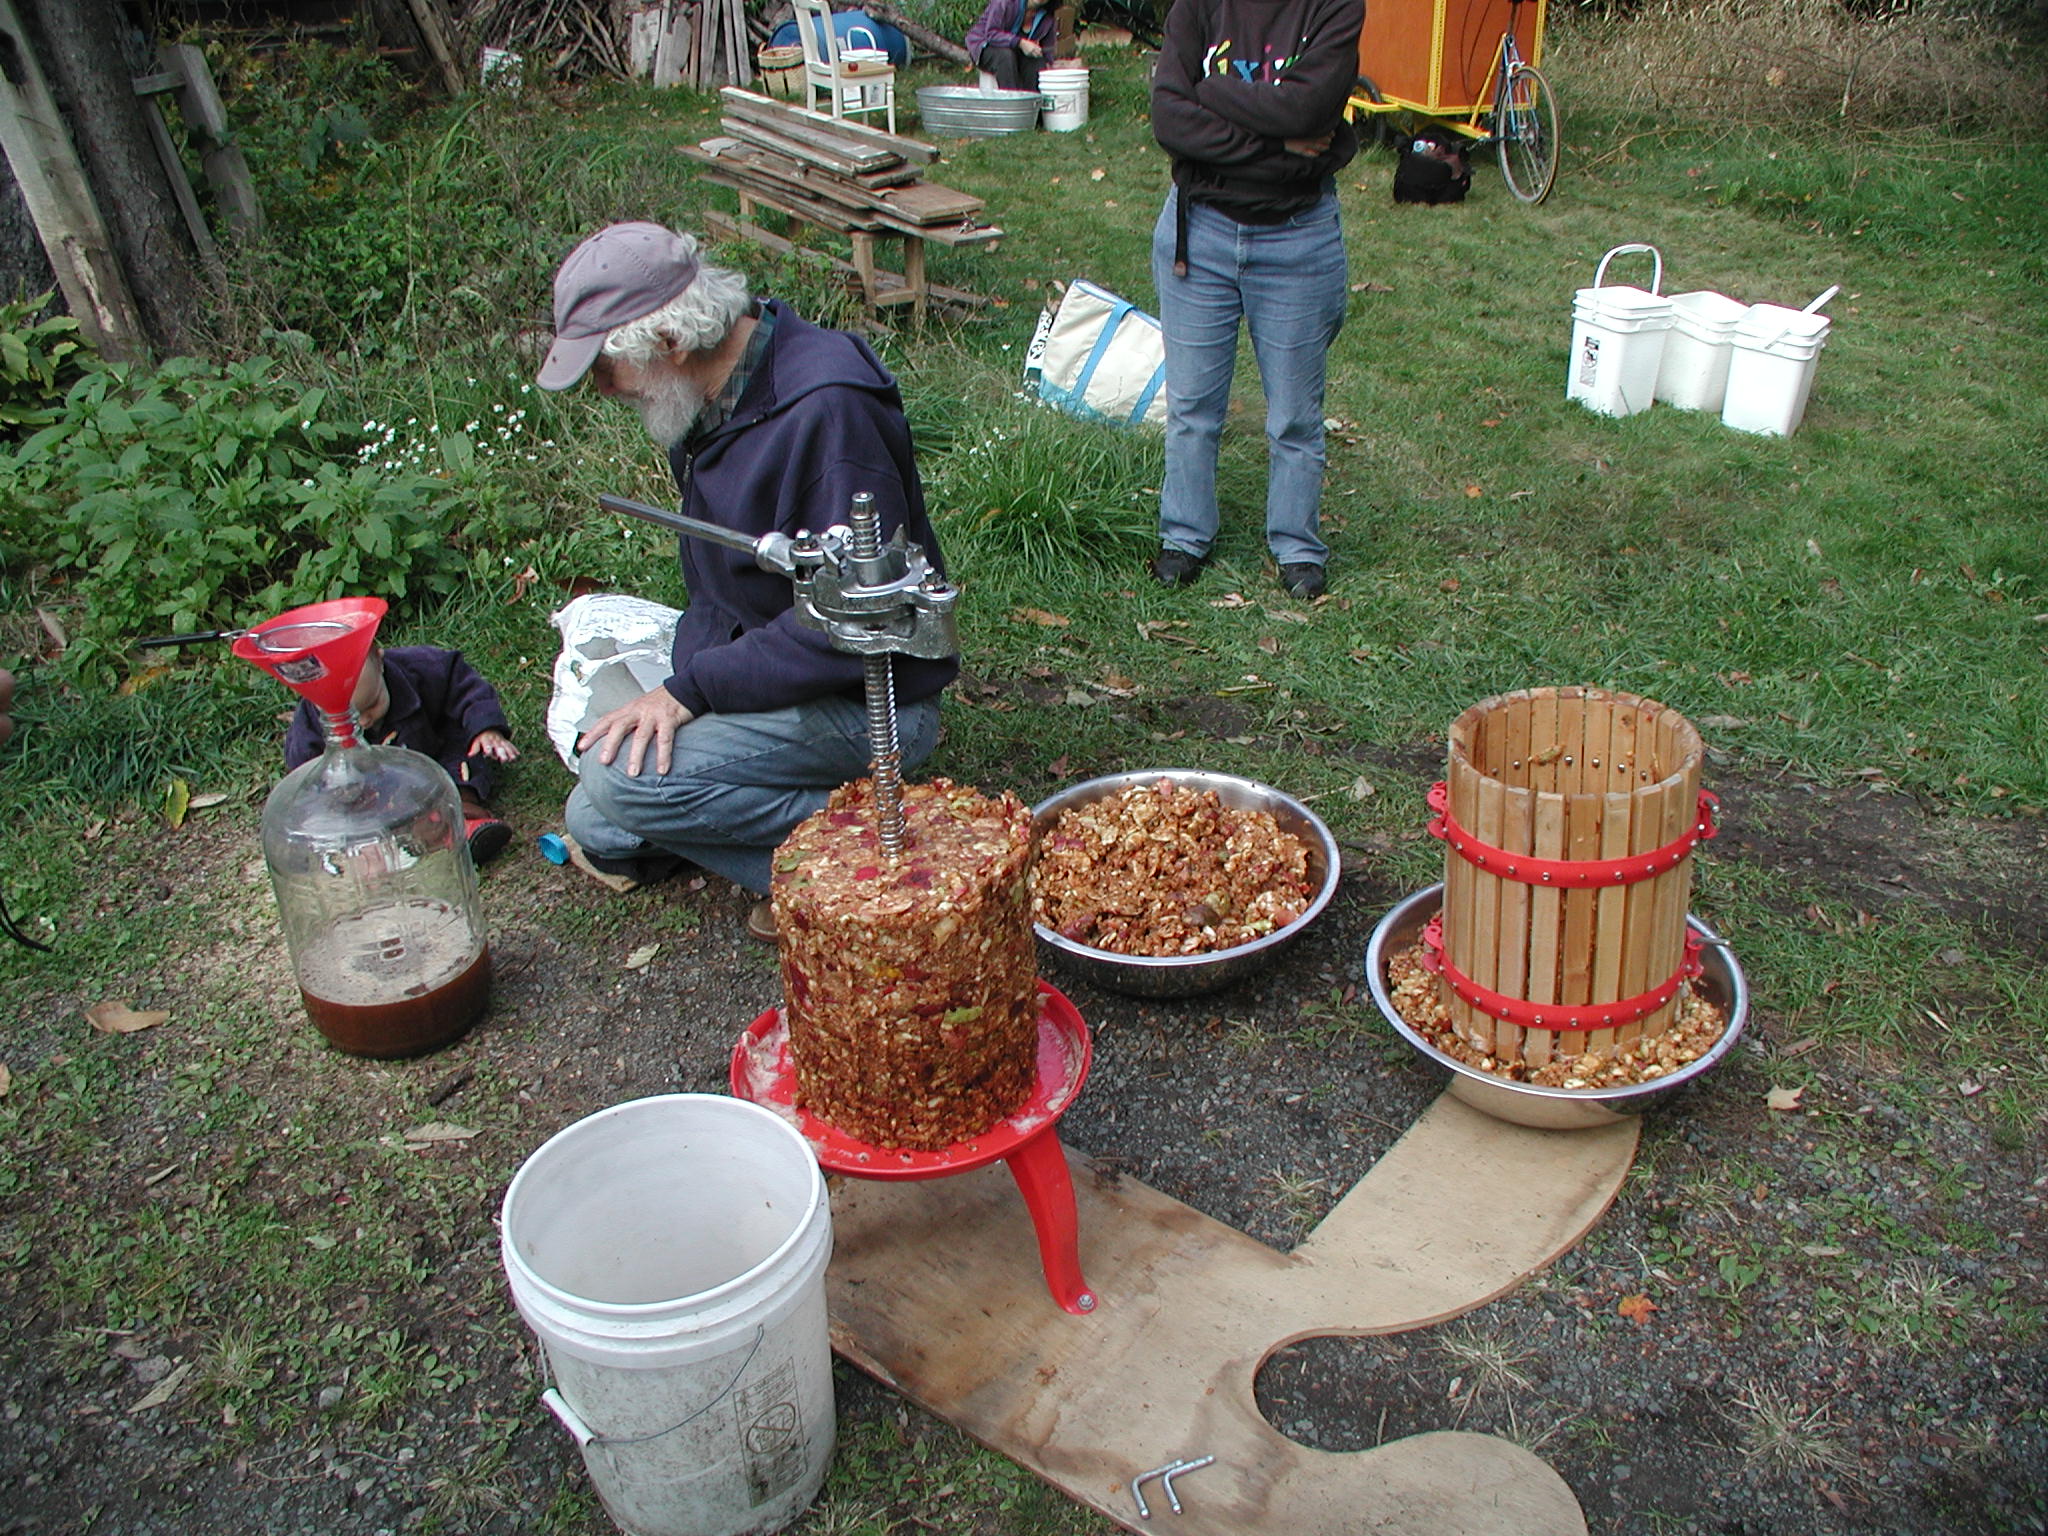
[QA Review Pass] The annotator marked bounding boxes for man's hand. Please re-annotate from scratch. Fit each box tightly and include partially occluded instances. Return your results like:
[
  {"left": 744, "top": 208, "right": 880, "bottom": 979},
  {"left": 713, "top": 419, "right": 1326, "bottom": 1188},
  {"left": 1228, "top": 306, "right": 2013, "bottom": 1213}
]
[
  {"left": 1020, "top": 38, "right": 1043, "bottom": 56},
  {"left": 578, "top": 686, "right": 695, "bottom": 777},
  {"left": 1284, "top": 132, "right": 1333, "bottom": 157},
  {"left": 468, "top": 729, "right": 520, "bottom": 763}
]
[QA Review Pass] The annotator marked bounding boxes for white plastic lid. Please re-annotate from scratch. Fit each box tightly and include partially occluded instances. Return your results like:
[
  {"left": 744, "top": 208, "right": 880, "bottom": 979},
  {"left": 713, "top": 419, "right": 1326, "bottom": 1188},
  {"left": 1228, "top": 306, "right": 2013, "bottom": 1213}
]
[{"left": 1574, "top": 285, "right": 1673, "bottom": 319}]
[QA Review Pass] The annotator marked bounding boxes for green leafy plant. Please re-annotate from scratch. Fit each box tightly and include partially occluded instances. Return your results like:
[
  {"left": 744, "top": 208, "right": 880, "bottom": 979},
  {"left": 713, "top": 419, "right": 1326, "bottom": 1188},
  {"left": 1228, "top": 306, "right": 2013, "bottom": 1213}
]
[
  {"left": 0, "top": 356, "right": 515, "bottom": 678},
  {"left": 0, "top": 292, "right": 92, "bottom": 438}
]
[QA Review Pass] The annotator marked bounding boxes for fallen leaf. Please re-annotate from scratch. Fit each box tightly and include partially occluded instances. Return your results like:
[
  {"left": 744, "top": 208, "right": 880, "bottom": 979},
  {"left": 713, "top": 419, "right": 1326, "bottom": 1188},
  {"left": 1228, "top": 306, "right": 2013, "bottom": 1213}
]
[
  {"left": 508, "top": 565, "right": 540, "bottom": 603},
  {"left": 1256, "top": 635, "right": 1280, "bottom": 656},
  {"left": 1958, "top": 1079, "right": 1986, "bottom": 1097},
  {"left": 1800, "top": 1244, "right": 1845, "bottom": 1258},
  {"left": 1695, "top": 714, "right": 1748, "bottom": 729},
  {"left": 35, "top": 607, "right": 68, "bottom": 652},
  {"left": 161, "top": 777, "right": 191, "bottom": 829},
  {"left": 1439, "top": 578, "right": 1460, "bottom": 593},
  {"left": 1209, "top": 593, "right": 1251, "bottom": 609},
  {"left": 188, "top": 792, "right": 230, "bottom": 811},
  {"left": 1011, "top": 606, "right": 1070, "bottom": 628},
  {"left": 1766, "top": 1086, "right": 1804, "bottom": 1112},
  {"left": 1617, "top": 1293, "right": 1658, "bottom": 1324},
  {"left": 1099, "top": 671, "right": 1135, "bottom": 692},
  {"left": 1063, "top": 688, "right": 1097, "bottom": 707},
  {"left": 1089, "top": 166, "right": 1105, "bottom": 180},
  {"left": 0, "top": 1063, "right": 9, "bottom": 1097},
  {"left": 1464, "top": 484, "right": 1484, "bottom": 498},
  {"left": 624, "top": 943, "right": 661, "bottom": 970},
  {"left": 1347, "top": 280, "right": 1393, "bottom": 293},
  {"left": 403, "top": 1122, "right": 480, "bottom": 1144},
  {"left": 133, "top": 1361, "right": 193, "bottom": 1412},
  {"left": 1048, "top": 755, "right": 1071, "bottom": 777},
  {"left": 1806, "top": 538, "right": 1823, "bottom": 557},
  {"left": 87, "top": 1002, "right": 169, "bottom": 1034},
  {"left": 1347, "top": 777, "right": 1376, "bottom": 801}
]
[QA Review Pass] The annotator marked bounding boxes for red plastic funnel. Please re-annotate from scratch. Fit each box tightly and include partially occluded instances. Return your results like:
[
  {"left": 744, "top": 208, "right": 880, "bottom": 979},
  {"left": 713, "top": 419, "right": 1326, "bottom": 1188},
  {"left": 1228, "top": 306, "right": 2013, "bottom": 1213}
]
[{"left": 232, "top": 597, "right": 387, "bottom": 716}]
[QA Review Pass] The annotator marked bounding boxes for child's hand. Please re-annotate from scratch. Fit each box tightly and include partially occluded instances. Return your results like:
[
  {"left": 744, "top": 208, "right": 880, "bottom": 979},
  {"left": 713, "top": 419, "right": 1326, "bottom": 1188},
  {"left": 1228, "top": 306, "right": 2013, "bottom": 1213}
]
[
  {"left": 1021, "top": 38, "right": 1043, "bottom": 56},
  {"left": 470, "top": 730, "right": 520, "bottom": 762}
]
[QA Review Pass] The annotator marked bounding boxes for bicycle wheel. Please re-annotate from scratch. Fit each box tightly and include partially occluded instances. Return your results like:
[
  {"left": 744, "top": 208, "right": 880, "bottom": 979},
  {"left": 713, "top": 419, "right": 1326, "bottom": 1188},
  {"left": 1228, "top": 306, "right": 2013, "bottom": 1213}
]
[{"left": 1494, "top": 63, "right": 1559, "bottom": 204}]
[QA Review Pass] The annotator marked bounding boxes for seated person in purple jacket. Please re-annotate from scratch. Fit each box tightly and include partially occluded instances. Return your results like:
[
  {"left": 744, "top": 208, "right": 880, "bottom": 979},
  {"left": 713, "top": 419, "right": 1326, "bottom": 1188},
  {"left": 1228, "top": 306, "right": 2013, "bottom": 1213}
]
[
  {"left": 965, "top": 0, "right": 1056, "bottom": 93},
  {"left": 284, "top": 645, "right": 519, "bottom": 864},
  {"left": 535, "top": 222, "right": 956, "bottom": 942}
]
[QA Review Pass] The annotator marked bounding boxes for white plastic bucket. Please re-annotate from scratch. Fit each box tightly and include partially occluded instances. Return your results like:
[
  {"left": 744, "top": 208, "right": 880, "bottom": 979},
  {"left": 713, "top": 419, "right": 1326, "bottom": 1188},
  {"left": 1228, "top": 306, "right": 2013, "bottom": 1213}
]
[
  {"left": 1567, "top": 244, "right": 1674, "bottom": 419},
  {"left": 502, "top": 1095, "right": 834, "bottom": 1536},
  {"left": 1654, "top": 290, "right": 1749, "bottom": 412},
  {"left": 1040, "top": 66, "right": 1090, "bottom": 131},
  {"left": 1721, "top": 303, "right": 1831, "bottom": 436}
]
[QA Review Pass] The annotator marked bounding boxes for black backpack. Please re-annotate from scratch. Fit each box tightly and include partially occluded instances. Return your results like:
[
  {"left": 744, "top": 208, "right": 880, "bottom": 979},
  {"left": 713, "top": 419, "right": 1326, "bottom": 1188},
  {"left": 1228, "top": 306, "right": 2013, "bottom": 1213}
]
[{"left": 1393, "top": 130, "right": 1472, "bottom": 205}]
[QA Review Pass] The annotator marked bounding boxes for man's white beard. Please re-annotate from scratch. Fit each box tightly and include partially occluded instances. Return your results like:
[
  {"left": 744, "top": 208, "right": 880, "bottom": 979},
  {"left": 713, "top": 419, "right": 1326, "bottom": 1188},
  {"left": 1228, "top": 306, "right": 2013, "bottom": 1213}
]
[{"left": 636, "top": 371, "right": 709, "bottom": 449}]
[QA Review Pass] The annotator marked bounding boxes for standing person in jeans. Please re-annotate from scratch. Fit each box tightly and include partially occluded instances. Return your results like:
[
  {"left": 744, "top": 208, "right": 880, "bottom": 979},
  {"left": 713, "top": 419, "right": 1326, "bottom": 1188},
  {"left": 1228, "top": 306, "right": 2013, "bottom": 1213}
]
[
  {"left": 1149, "top": 0, "right": 1363, "bottom": 599},
  {"left": 963, "top": 0, "right": 1058, "bottom": 93}
]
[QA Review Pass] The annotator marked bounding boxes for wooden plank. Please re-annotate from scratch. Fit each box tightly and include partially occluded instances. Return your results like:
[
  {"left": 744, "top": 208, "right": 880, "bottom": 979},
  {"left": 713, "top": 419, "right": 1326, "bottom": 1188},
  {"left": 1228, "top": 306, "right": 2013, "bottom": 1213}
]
[
  {"left": 0, "top": 0, "right": 147, "bottom": 359},
  {"left": 402, "top": 0, "right": 467, "bottom": 95},
  {"left": 722, "top": 85, "right": 939, "bottom": 162},
  {"left": 826, "top": 1097, "right": 1633, "bottom": 1536},
  {"left": 694, "top": 168, "right": 877, "bottom": 232},
  {"left": 871, "top": 180, "right": 985, "bottom": 225},
  {"left": 135, "top": 92, "right": 218, "bottom": 273},
  {"left": 722, "top": 114, "right": 900, "bottom": 175},
  {"left": 1592, "top": 690, "right": 1634, "bottom": 1050},
  {"left": 163, "top": 44, "right": 263, "bottom": 236}
]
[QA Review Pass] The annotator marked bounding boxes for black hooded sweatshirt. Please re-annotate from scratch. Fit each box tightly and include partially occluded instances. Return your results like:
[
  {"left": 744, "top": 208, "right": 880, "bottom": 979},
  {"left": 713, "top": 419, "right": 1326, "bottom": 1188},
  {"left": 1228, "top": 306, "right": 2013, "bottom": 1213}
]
[{"left": 1151, "top": 0, "right": 1366, "bottom": 271}]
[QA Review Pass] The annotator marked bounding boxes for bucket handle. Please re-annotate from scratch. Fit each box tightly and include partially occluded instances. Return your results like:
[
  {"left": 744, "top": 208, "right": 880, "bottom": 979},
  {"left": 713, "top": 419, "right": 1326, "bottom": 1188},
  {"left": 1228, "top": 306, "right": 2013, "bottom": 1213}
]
[
  {"left": 1593, "top": 243, "right": 1663, "bottom": 296},
  {"left": 843, "top": 24, "right": 878, "bottom": 51},
  {"left": 539, "top": 1324, "right": 765, "bottom": 1453}
]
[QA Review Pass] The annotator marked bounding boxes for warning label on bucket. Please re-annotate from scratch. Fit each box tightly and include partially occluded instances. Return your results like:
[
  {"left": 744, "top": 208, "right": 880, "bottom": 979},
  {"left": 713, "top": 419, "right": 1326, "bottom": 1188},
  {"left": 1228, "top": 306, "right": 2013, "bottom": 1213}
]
[
  {"left": 1577, "top": 335, "right": 1602, "bottom": 389},
  {"left": 738, "top": 1358, "right": 807, "bottom": 1505}
]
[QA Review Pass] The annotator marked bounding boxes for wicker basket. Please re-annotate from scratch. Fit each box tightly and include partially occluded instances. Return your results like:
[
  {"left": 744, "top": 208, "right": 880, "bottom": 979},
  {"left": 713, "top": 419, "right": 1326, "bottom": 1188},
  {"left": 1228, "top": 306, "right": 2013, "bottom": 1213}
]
[
  {"left": 757, "top": 44, "right": 805, "bottom": 99},
  {"left": 1432, "top": 686, "right": 1710, "bottom": 1071}
]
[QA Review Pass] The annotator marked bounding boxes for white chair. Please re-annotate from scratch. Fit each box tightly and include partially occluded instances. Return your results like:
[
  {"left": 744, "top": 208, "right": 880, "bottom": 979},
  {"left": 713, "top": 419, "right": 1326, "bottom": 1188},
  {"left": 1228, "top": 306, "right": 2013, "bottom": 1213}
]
[{"left": 793, "top": 0, "right": 896, "bottom": 135}]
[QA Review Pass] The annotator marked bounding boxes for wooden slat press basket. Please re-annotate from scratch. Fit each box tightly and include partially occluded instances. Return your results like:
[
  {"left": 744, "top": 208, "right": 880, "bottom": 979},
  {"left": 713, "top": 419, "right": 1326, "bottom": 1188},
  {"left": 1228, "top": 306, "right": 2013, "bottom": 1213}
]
[
  {"left": 1428, "top": 686, "right": 1715, "bottom": 1071},
  {"left": 757, "top": 44, "right": 805, "bottom": 99}
]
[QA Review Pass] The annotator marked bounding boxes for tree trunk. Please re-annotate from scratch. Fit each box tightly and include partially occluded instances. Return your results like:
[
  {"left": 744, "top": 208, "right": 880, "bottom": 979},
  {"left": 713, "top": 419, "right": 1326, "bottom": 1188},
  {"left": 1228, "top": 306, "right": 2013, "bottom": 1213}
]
[{"left": 10, "top": 0, "right": 204, "bottom": 355}]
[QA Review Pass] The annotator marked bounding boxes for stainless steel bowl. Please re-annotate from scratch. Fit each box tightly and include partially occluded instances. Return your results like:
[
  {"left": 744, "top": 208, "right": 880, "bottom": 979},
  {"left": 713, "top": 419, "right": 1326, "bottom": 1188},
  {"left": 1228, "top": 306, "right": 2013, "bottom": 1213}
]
[
  {"left": 1031, "top": 770, "right": 1342, "bottom": 1000},
  {"left": 916, "top": 85, "right": 1042, "bottom": 136},
  {"left": 1364, "top": 884, "right": 1749, "bottom": 1130}
]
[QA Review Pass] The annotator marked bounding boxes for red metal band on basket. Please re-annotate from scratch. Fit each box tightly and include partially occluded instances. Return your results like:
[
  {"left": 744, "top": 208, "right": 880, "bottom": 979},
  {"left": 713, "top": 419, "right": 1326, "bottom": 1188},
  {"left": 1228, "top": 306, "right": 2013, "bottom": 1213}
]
[
  {"left": 1420, "top": 915, "right": 1703, "bottom": 1033},
  {"left": 1425, "top": 783, "right": 1718, "bottom": 888}
]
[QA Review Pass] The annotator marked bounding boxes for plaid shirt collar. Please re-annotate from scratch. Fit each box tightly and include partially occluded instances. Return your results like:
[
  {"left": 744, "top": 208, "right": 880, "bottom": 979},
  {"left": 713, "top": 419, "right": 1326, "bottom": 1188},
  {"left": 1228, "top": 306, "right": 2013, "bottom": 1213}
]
[{"left": 691, "top": 300, "right": 774, "bottom": 444}]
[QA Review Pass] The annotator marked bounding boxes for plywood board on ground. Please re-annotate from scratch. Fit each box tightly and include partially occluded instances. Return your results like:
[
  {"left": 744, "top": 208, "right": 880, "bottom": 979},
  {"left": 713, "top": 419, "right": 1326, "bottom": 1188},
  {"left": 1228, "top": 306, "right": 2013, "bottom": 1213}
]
[{"left": 827, "top": 1092, "right": 1636, "bottom": 1535}]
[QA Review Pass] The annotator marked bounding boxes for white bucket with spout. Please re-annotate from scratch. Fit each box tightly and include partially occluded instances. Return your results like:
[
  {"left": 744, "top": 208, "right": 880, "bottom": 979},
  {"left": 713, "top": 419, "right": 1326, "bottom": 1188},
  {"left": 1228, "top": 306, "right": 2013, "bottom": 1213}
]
[
  {"left": 1654, "top": 290, "right": 1749, "bottom": 412},
  {"left": 501, "top": 1095, "right": 834, "bottom": 1536},
  {"left": 1721, "top": 302, "right": 1831, "bottom": 436},
  {"left": 1040, "top": 65, "right": 1090, "bottom": 130},
  {"left": 1567, "top": 244, "right": 1674, "bottom": 419}
]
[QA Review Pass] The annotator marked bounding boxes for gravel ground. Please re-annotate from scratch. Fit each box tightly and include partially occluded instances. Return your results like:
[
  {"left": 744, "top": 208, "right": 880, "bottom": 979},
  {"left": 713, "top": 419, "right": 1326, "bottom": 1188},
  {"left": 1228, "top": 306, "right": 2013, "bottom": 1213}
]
[{"left": 1, "top": 751, "right": 2043, "bottom": 1536}]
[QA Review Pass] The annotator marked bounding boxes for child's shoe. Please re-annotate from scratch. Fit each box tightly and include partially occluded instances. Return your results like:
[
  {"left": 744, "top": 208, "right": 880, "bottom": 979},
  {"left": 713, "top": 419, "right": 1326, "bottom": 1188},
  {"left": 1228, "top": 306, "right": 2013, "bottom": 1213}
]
[{"left": 465, "top": 815, "right": 514, "bottom": 866}]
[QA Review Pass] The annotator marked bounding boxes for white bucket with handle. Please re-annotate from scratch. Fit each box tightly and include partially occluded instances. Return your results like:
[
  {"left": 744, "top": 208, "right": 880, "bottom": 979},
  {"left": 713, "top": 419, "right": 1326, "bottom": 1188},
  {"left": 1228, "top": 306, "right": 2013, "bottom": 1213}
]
[
  {"left": 1567, "top": 244, "right": 1674, "bottom": 419},
  {"left": 501, "top": 1094, "right": 834, "bottom": 1536},
  {"left": 1040, "top": 65, "right": 1090, "bottom": 130},
  {"left": 1721, "top": 294, "right": 1834, "bottom": 436}
]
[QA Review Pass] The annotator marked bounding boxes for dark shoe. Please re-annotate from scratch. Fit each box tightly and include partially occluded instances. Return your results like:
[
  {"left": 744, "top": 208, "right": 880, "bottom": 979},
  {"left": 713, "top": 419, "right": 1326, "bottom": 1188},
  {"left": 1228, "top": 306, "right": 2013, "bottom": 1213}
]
[
  {"left": 1151, "top": 548, "right": 1207, "bottom": 587},
  {"left": 1280, "top": 562, "right": 1327, "bottom": 600},
  {"left": 746, "top": 899, "right": 778, "bottom": 944},
  {"left": 464, "top": 815, "right": 513, "bottom": 867}
]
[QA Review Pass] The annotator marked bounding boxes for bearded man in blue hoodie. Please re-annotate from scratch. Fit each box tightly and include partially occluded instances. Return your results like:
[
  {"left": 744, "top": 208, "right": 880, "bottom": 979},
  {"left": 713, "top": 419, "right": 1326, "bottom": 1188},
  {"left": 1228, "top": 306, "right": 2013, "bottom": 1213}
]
[{"left": 537, "top": 222, "right": 957, "bottom": 940}]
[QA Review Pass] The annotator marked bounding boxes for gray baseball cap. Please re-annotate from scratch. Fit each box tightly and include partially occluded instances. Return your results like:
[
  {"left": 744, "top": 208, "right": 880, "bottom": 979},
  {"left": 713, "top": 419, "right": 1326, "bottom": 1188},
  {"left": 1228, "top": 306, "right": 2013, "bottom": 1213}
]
[{"left": 537, "top": 222, "right": 701, "bottom": 391}]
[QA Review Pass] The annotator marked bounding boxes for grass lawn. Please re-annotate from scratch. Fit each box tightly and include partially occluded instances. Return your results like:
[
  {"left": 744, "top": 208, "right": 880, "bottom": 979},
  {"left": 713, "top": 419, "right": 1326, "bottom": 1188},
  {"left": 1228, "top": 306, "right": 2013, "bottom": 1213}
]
[{"left": 1, "top": 32, "right": 2045, "bottom": 1536}]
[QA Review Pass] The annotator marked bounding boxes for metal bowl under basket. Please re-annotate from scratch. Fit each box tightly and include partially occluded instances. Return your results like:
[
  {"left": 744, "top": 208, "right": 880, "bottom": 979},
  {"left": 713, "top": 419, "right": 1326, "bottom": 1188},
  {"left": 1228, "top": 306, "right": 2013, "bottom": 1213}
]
[
  {"left": 1364, "top": 884, "right": 1749, "bottom": 1130},
  {"left": 1031, "top": 770, "right": 1341, "bottom": 1000},
  {"left": 916, "top": 84, "right": 1042, "bottom": 136}
]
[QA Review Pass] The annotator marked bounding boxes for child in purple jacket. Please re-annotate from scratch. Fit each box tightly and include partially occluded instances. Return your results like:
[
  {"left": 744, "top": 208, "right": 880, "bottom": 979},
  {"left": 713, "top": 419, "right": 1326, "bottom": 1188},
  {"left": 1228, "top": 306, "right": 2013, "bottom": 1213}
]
[
  {"left": 284, "top": 645, "right": 520, "bottom": 864},
  {"left": 964, "top": 0, "right": 1057, "bottom": 93}
]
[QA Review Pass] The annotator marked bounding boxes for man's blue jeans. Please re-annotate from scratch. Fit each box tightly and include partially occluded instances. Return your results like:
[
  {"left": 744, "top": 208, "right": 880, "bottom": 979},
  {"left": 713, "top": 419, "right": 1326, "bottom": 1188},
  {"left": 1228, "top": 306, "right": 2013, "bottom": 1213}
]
[
  {"left": 1150, "top": 188, "right": 1350, "bottom": 569},
  {"left": 564, "top": 694, "right": 942, "bottom": 896}
]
